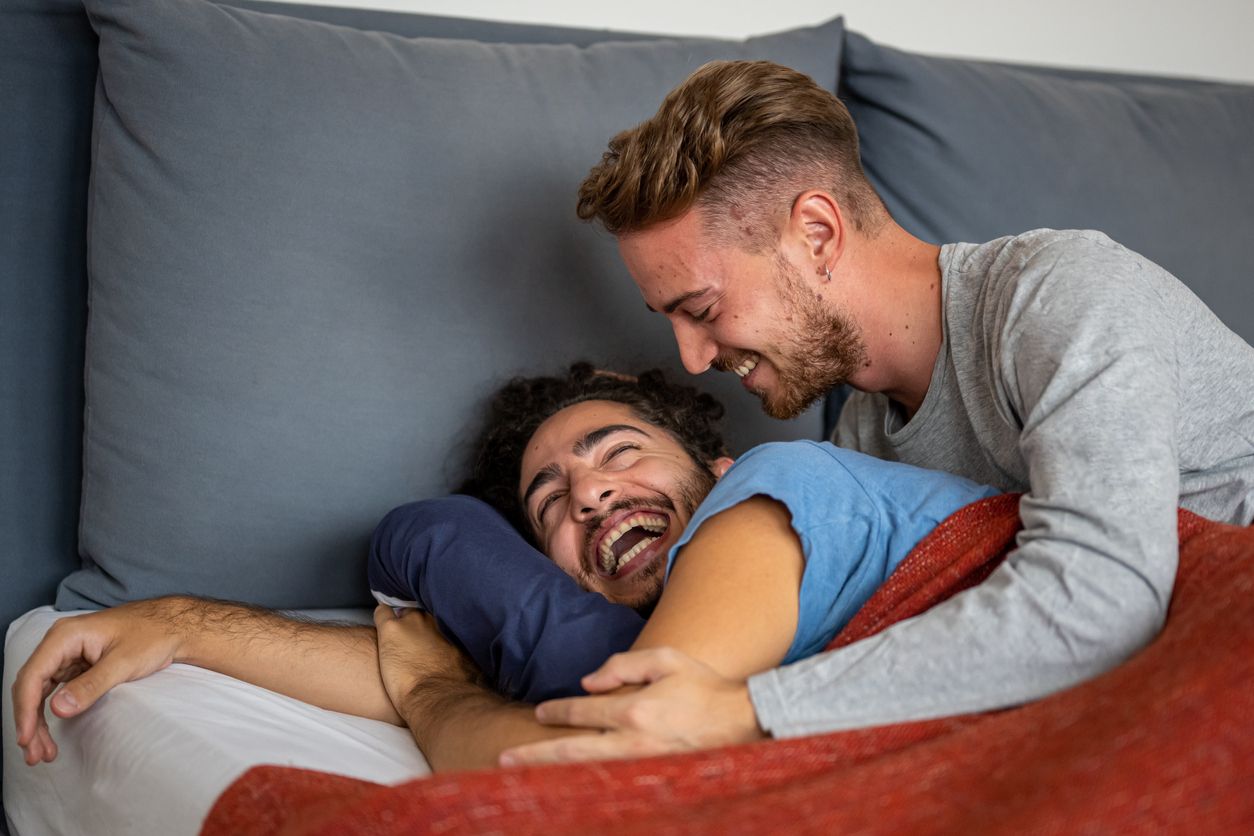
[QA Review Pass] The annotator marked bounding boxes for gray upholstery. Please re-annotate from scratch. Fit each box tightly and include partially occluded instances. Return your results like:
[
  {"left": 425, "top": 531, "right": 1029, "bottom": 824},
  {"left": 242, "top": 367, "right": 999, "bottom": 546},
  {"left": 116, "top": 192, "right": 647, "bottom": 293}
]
[
  {"left": 0, "top": 0, "right": 704, "bottom": 653},
  {"left": 57, "top": 0, "right": 838, "bottom": 611},
  {"left": 0, "top": 0, "right": 700, "bottom": 643},
  {"left": 840, "top": 31, "right": 1254, "bottom": 343}
]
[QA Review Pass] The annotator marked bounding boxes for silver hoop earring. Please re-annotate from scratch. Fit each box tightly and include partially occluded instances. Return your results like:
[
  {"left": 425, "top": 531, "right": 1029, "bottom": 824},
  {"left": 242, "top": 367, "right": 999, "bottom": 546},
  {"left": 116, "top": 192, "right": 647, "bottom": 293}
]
[{"left": 822, "top": 266, "right": 833, "bottom": 283}]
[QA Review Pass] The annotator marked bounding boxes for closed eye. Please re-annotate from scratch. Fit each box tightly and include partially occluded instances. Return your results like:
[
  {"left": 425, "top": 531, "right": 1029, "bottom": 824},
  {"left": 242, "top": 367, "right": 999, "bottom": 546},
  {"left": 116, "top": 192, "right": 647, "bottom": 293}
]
[
  {"left": 604, "top": 442, "right": 640, "bottom": 463},
  {"left": 538, "top": 490, "right": 566, "bottom": 521}
]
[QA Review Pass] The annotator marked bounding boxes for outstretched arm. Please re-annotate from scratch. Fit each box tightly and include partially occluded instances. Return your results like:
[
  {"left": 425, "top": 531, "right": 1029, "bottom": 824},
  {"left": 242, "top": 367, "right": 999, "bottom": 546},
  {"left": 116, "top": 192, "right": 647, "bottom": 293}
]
[{"left": 13, "top": 596, "right": 400, "bottom": 766}]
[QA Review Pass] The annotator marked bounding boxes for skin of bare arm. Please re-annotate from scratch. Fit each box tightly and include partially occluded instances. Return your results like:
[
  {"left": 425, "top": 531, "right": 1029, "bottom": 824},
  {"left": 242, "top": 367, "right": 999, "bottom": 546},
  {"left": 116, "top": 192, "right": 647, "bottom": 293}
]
[
  {"left": 373, "top": 607, "right": 591, "bottom": 772},
  {"left": 12, "top": 596, "right": 401, "bottom": 766},
  {"left": 16, "top": 496, "right": 801, "bottom": 770},
  {"left": 628, "top": 495, "right": 801, "bottom": 679},
  {"left": 376, "top": 495, "right": 802, "bottom": 770}
]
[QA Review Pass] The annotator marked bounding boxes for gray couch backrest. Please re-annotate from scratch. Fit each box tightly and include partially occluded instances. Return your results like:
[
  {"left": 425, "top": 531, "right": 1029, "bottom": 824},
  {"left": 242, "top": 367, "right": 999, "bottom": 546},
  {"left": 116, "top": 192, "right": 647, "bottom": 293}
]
[
  {"left": 4, "top": 0, "right": 608, "bottom": 650},
  {"left": 1, "top": 0, "right": 832, "bottom": 650}
]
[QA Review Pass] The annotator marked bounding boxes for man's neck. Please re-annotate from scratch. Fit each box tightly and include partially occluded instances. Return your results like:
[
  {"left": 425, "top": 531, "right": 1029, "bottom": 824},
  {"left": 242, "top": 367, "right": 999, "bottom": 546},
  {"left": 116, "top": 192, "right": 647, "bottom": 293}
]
[{"left": 841, "top": 225, "right": 944, "bottom": 418}]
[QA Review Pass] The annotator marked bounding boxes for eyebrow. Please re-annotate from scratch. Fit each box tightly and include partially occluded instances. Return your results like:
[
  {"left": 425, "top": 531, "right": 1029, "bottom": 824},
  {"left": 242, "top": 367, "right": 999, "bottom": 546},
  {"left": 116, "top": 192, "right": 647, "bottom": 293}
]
[
  {"left": 646, "top": 287, "right": 710, "bottom": 315},
  {"left": 522, "top": 423, "right": 651, "bottom": 514}
]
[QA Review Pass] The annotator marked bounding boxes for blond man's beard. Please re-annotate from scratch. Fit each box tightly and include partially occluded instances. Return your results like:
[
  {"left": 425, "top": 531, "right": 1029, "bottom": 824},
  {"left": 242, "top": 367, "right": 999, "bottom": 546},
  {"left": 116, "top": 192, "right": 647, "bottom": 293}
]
[{"left": 752, "top": 254, "right": 867, "bottom": 420}]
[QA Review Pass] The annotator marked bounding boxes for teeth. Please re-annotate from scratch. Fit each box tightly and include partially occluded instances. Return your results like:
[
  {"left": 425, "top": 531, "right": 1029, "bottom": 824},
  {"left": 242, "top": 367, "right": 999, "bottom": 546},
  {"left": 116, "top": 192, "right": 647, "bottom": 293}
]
[
  {"left": 615, "top": 536, "right": 657, "bottom": 570},
  {"left": 734, "top": 356, "right": 759, "bottom": 378},
  {"left": 598, "top": 513, "right": 667, "bottom": 573}
]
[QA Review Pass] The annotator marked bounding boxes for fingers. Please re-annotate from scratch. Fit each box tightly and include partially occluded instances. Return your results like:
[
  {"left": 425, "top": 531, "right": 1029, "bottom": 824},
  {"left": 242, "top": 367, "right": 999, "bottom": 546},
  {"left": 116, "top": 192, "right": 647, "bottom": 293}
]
[
  {"left": 580, "top": 647, "right": 689, "bottom": 693},
  {"left": 20, "top": 719, "right": 57, "bottom": 767},
  {"left": 533, "top": 693, "right": 621, "bottom": 728},
  {"left": 536, "top": 648, "right": 696, "bottom": 728},
  {"left": 13, "top": 605, "right": 189, "bottom": 767},
  {"left": 372, "top": 604, "right": 394, "bottom": 630},
  {"left": 499, "top": 731, "right": 665, "bottom": 767},
  {"left": 373, "top": 604, "right": 423, "bottom": 630},
  {"left": 13, "top": 618, "right": 98, "bottom": 764},
  {"left": 32, "top": 723, "right": 59, "bottom": 766},
  {"left": 12, "top": 622, "right": 90, "bottom": 751},
  {"left": 47, "top": 653, "right": 133, "bottom": 719}
]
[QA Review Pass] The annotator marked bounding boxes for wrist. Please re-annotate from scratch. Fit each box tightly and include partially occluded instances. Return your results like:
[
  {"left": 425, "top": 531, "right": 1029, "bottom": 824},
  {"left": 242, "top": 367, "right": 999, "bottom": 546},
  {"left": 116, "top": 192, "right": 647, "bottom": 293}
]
[
  {"left": 403, "top": 676, "right": 518, "bottom": 769},
  {"left": 403, "top": 676, "right": 498, "bottom": 738},
  {"left": 166, "top": 598, "right": 199, "bottom": 664},
  {"left": 730, "top": 682, "right": 767, "bottom": 743},
  {"left": 148, "top": 595, "right": 230, "bottom": 666}
]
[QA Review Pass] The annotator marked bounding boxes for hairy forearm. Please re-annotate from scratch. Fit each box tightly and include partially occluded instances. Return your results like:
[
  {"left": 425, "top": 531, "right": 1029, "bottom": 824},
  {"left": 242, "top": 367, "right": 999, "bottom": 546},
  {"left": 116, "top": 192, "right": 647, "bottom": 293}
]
[
  {"left": 163, "top": 596, "right": 401, "bottom": 724},
  {"left": 399, "top": 675, "right": 579, "bottom": 771}
]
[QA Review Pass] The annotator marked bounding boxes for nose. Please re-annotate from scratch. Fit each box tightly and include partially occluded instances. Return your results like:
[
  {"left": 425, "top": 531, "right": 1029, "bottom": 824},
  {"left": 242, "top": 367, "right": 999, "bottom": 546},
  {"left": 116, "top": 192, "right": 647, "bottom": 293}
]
[
  {"left": 570, "top": 470, "right": 617, "bottom": 521},
  {"left": 671, "top": 318, "right": 717, "bottom": 375}
]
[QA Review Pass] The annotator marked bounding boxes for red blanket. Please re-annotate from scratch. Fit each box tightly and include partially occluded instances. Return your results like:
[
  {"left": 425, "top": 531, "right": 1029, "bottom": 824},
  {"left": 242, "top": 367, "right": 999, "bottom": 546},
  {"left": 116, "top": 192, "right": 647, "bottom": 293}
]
[{"left": 202, "top": 495, "right": 1254, "bottom": 834}]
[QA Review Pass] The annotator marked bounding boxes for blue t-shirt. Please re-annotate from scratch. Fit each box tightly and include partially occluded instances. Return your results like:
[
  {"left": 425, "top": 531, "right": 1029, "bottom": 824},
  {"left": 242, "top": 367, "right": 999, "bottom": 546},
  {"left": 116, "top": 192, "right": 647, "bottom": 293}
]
[
  {"left": 369, "top": 442, "right": 999, "bottom": 703},
  {"left": 665, "top": 441, "right": 1000, "bottom": 663}
]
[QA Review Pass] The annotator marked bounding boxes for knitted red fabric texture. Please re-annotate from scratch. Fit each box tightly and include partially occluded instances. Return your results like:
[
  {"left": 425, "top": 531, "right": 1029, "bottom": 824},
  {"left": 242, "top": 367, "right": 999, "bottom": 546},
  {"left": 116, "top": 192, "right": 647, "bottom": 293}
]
[{"left": 201, "top": 495, "right": 1254, "bottom": 835}]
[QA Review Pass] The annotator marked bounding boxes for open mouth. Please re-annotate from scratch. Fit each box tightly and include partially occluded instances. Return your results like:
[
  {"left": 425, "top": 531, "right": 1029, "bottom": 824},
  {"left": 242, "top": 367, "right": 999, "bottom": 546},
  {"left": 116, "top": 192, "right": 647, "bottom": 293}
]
[
  {"left": 733, "top": 354, "right": 759, "bottom": 379},
  {"left": 596, "top": 511, "right": 670, "bottom": 577}
]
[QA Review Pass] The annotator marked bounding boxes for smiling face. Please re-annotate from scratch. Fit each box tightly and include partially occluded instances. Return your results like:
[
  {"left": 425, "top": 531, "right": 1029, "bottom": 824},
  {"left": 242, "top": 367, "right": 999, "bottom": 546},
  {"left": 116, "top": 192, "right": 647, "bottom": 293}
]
[
  {"left": 619, "top": 209, "right": 867, "bottom": 419},
  {"left": 518, "top": 400, "right": 728, "bottom": 610}
]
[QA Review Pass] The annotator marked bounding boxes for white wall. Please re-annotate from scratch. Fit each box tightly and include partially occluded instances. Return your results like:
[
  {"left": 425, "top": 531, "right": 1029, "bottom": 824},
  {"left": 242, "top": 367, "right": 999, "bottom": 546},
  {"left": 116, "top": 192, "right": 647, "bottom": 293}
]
[{"left": 270, "top": 0, "right": 1254, "bottom": 84}]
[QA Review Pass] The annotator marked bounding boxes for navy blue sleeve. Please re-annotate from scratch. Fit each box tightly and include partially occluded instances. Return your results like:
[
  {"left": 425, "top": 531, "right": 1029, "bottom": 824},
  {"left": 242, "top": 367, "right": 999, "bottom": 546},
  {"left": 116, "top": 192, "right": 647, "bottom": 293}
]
[{"left": 368, "top": 495, "right": 645, "bottom": 703}]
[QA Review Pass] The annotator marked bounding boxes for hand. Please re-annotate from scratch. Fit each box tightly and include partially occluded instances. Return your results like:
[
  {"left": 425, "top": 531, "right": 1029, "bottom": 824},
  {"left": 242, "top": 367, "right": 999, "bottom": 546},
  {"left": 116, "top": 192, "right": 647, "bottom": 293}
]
[
  {"left": 498, "top": 646, "right": 766, "bottom": 766},
  {"left": 12, "top": 598, "right": 193, "bottom": 766},
  {"left": 371, "top": 606, "right": 480, "bottom": 716}
]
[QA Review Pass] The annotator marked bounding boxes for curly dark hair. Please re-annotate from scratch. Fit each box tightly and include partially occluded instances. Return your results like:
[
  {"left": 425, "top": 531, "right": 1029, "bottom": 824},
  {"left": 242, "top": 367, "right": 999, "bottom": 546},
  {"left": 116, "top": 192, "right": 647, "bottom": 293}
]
[{"left": 458, "top": 363, "right": 730, "bottom": 542}]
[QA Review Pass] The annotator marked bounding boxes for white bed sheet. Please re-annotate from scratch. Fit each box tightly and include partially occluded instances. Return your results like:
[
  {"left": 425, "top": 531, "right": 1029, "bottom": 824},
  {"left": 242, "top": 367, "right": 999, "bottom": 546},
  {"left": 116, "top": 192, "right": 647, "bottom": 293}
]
[{"left": 3, "top": 606, "right": 430, "bottom": 836}]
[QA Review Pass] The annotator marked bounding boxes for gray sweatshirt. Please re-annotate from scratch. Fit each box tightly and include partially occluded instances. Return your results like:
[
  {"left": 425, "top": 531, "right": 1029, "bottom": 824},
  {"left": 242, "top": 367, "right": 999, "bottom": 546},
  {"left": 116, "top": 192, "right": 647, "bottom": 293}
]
[{"left": 748, "top": 229, "right": 1254, "bottom": 736}]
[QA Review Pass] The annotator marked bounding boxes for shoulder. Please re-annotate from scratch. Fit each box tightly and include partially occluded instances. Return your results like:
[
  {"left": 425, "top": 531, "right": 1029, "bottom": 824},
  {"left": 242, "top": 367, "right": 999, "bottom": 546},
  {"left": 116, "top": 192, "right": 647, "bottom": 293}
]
[
  {"left": 953, "top": 230, "right": 1177, "bottom": 352},
  {"left": 730, "top": 440, "right": 838, "bottom": 470},
  {"left": 723, "top": 441, "right": 887, "bottom": 489},
  {"left": 666, "top": 443, "right": 884, "bottom": 574},
  {"left": 969, "top": 229, "right": 1166, "bottom": 309},
  {"left": 952, "top": 228, "right": 1133, "bottom": 270},
  {"left": 690, "top": 442, "right": 877, "bottom": 530}
]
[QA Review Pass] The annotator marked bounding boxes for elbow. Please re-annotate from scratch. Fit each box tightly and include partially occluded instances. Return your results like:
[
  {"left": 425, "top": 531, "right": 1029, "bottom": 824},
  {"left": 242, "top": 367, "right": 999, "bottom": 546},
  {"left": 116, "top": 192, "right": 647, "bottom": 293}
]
[
  {"left": 1108, "top": 593, "right": 1165, "bottom": 664},
  {"left": 1051, "top": 583, "right": 1167, "bottom": 676}
]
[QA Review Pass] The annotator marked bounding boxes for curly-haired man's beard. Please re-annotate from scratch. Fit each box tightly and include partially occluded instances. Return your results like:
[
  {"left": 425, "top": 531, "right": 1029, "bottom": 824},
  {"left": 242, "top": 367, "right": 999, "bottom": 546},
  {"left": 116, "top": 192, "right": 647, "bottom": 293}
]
[
  {"left": 754, "top": 254, "right": 867, "bottom": 420},
  {"left": 577, "top": 461, "right": 717, "bottom": 614}
]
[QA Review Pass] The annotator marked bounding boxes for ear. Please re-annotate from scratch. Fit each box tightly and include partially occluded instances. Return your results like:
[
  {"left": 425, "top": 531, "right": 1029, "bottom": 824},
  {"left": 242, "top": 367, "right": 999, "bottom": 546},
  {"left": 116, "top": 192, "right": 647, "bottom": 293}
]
[
  {"left": 709, "top": 456, "right": 735, "bottom": 480},
  {"left": 786, "top": 189, "right": 847, "bottom": 281}
]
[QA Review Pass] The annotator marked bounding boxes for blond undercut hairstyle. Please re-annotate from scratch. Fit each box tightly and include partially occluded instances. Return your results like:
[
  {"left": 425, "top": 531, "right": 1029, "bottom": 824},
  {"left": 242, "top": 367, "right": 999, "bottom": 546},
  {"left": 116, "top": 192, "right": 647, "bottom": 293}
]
[{"left": 576, "top": 60, "right": 887, "bottom": 250}]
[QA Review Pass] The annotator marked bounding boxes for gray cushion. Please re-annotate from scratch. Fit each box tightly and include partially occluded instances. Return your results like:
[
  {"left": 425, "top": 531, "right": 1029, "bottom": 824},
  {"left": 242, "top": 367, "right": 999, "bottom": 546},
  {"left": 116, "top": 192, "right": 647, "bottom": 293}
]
[
  {"left": 59, "top": 0, "right": 840, "bottom": 610},
  {"left": 233, "top": 1, "right": 666, "bottom": 44},
  {"left": 3, "top": 0, "right": 676, "bottom": 812},
  {"left": 0, "top": 0, "right": 688, "bottom": 654},
  {"left": 840, "top": 31, "right": 1254, "bottom": 343}
]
